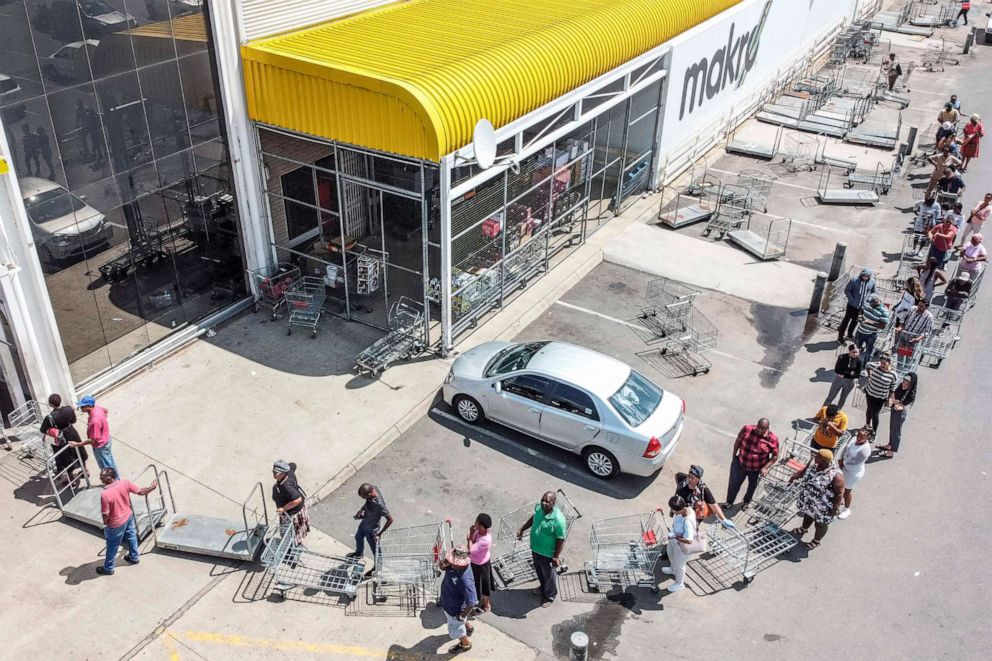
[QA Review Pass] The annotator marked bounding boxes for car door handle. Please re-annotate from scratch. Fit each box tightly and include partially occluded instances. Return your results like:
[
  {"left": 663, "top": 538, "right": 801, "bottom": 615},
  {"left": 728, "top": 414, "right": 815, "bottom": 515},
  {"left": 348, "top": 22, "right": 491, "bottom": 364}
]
[
  {"left": 583, "top": 425, "right": 597, "bottom": 431},
  {"left": 529, "top": 407, "right": 541, "bottom": 414}
]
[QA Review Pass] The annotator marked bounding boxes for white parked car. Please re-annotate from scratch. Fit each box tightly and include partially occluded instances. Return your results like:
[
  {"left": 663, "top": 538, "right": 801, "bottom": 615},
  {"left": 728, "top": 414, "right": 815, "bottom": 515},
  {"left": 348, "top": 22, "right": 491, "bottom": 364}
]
[
  {"left": 19, "top": 177, "right": 114, "bottom": 263},
  {"left": 42, "top": 40, "right": 99, "bottom": 83},
  {"left": 0, "top": 73, "right": 22, "bottom": 101},
  {"left": 442, "top": 341, "right": 685, "bottom": 478},
  {"left": 78, "top": 0, "right": 136, "bottom": 32}
]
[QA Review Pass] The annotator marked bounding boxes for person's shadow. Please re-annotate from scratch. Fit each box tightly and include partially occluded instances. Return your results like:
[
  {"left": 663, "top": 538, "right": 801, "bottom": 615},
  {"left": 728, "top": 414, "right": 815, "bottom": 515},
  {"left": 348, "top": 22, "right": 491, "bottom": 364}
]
[
  {"left": 809, "top": 367, "right": 835, "bottom": 384},
  {"left": 59, "top": 561, "right": 105, "bottom": 585},
  {"left": 385, "top": 634, "right": 451, "bottom": 659},
  {"left": 487, "top": 586, "right": 545, "bottom": 620}
]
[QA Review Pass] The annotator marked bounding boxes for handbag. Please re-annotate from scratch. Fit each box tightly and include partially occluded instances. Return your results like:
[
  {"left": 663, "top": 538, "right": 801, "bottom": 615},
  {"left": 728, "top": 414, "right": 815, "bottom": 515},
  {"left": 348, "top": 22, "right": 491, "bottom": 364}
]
[{"left": 679, "top": 536, "right": 708, "bottom": 555}]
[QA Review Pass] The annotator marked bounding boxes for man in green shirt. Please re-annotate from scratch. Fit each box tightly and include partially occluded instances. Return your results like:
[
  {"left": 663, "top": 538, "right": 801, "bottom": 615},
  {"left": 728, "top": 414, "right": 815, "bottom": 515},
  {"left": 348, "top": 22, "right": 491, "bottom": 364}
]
[{"left": 516, "top": 491, "right": 567, "bottom": 607}]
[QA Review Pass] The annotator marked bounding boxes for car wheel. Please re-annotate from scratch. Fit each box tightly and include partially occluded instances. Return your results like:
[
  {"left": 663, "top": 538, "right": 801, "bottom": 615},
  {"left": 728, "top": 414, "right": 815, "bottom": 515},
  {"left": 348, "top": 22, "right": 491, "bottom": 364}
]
[
  {"left": 453, "top": 395, "right": 484, "bottom": 424},
  {"left": 583, "top": 447, "right": 620, "bottom": 479}
]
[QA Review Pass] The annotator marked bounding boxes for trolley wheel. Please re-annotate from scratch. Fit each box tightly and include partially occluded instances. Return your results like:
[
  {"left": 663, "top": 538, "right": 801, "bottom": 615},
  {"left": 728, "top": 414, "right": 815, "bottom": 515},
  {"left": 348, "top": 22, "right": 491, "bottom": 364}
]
[
  {"left": 311, "top": 330, "right": 317, "bottom": 338},
  {"left": 660, "top": 348, "right": 668, "bottom": 356},
  {"left": 651, "top": 586, "right": 660, "bottom": 594},
  {"left": 743, "top": 577, "right": 752, "bottom": 587},
  {"left": 287, "top": 328, "right": 293, "bottom": 336},
  {"left": 453, "top": 395, "right": 485, "bottom": 425},
  {"left": 270, "top": 313, "right": 278, "bottom": 321},
  {"left": 582, "top": 447, "right": 620, "bottom": 479}
]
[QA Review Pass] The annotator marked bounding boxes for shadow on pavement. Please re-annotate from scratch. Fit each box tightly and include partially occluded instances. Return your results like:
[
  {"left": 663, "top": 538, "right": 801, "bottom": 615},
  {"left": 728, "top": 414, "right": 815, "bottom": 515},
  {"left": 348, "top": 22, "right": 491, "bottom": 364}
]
[{"left": 385, "top": 634, "right": 451, "bottom": 660}]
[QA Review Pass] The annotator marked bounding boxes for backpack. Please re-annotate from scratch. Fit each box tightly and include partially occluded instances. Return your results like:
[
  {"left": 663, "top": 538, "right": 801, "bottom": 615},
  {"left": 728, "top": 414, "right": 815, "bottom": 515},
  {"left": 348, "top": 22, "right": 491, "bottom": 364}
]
[{"left": 895, "top": 63, "right": 903, "bottom": 76}]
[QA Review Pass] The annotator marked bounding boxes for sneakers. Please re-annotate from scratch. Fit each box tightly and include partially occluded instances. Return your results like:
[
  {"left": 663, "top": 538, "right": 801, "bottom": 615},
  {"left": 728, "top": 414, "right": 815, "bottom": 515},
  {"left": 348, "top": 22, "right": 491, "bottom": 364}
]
[
  {"left": 95, "top": 566, "right": 114, "bottom": 576},
  {"left": 123, "top": 555, "right": 140, "bottom": 565},
  {"left": 666, "top": 582, "right": 685, "bottom": 593},
  {"left": 719, "top": 502, "right": 733, "bottom": 509},
  {"left": 837, "top": 509, "right": 852, "bottom": 520},
  {"left": 345, "top": 551, "right": 362, "bottom": 558},
  {"left": 741, "top": 502, "right": 751, "bottom": 512},
  {"left": 661, "top": 567, "right": 675, "bottom": 576}
]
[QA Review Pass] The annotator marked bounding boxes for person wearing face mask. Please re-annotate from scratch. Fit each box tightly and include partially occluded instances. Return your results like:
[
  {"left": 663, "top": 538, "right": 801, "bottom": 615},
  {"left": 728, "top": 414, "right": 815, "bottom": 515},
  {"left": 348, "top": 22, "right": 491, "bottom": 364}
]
[{"left": 824, "top": 344, "right": 863, "bottom": 409}]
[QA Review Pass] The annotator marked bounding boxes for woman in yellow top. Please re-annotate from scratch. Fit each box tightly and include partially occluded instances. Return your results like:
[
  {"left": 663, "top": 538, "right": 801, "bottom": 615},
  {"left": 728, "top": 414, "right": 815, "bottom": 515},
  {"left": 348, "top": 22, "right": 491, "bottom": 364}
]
[{"left": 811, "top": 404, "right": 848, "bottom": 451}]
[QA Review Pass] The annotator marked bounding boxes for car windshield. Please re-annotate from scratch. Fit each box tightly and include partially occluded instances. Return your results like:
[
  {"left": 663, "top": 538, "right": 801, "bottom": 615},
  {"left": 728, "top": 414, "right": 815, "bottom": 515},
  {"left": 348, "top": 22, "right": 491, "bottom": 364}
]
[
  {"left": 484, "top": 341, "right": 548, "bottom": 377},
  {"left": 608, "top": 370, "right": 663, "bottom": 427},
  {"left": 24, "top": 188, "right": 87, "bottom": 224}
]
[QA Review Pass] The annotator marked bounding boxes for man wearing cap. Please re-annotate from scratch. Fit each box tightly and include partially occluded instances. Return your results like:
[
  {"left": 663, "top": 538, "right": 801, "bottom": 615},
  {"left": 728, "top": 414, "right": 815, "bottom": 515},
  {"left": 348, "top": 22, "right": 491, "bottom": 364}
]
[
  {"left": 517, "top": 491, "right": 566, "bottom": 607},
  {"left": 439, "top": 544, "right": 478, "bottom": 654},
  {"left": 838, "top": 267, "right": 876, "bottom": 344},
  {"left": 272, "top": 460, "right": 310, "bottom": 544},
  {"left": 96, "top": 468, "right": 158, "bottom": 575},
  {"left": 789, "top": 449, "right": 845, "bottom": 551},
  {"left": 673, "top": 466, "right": 734, "bottom": 528},
  {"left": 69, "top": 395, "right": 117, "bottom": 479},
  {"left": 722, "top": 419, "right": 780, "bottom": 511},
  {"left": 853, "top": 293, "right": 890, "bottom": 363}
]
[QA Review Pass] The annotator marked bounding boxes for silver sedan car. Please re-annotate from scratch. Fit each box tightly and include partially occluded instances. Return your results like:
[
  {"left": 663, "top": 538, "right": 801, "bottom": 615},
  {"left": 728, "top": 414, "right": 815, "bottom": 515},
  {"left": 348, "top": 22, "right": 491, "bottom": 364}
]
[{"left": 442, "top": 341, "right": 685, "bottom": 479}]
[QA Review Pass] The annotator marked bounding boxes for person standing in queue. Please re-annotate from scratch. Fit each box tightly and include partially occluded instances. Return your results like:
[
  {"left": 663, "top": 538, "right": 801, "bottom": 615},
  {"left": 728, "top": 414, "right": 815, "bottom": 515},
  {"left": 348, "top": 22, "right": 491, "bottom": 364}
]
[
  {"left": 722, "top": 418, "right": 780, "bottom": 511},
  {"left": 467, "top": 513, "right": 493, "bottom": 614},
  {"left": 96, "top": 468, "right": 158, "bottom": 576},
  {"left": 347, "top": 483, "right": 394, "bottom": 577},
  {"left": 516, "top": 491, "right": 566, "bottom": 608},
  {"left": 673, "top": 465, "right": 734, "bottom": 529},
  {"left": 271, "top": 460, "right": 310, "bottom": 544}
]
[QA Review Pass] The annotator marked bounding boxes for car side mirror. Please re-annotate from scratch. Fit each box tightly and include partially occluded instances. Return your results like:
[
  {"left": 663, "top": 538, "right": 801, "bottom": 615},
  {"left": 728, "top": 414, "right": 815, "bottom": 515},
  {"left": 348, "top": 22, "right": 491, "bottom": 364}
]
[{"left": 493, "top": 381, "right": 502, "bottom": 393}]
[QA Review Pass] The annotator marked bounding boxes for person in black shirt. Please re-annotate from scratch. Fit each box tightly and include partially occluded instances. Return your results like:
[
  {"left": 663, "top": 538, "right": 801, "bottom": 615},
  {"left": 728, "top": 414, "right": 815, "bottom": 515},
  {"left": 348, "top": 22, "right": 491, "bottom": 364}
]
[
  {"left": 876, "top": 373, "right": 918, "bottom": 459},
  {"left": 272, "top": 460, "right": 310, "bottom": 543},
  {"left": 347, "top": 483, "right": 395, "bottom": 577},
  {"left": 673, "top": 465, "right": 734, "bottom": 529},
  {"left": 823, "top": 345, "right": 863, "bottom": 409},
  {"left": 40, "top": 393, "right": 88, "bottom": 482}
]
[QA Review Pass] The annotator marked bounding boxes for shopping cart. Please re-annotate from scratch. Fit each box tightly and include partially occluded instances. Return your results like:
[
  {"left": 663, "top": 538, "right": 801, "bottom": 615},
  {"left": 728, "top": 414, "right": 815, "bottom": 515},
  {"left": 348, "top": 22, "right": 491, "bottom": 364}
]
[
  {"left": 921, "top": 306, "right": 961, "bottom": 368},
  {"left": 735, "top": 170, "right": 775, "bottom": 213},
  {"left": 2, "top": 400, "right": 44, "bottom": 456},
  {"left": 706, "top": 521, "right": 798, "bottom": 587},
  {"left": 492, "top": 490, "right": 581, "bottom": 588},
  {"left": 702, "top": 184, "right": 749, "bottom": 239},
  {"left": 261, "top": 522, "right": 365, "bottom": 602},
  {"left": 372, "top": 520, "right": 447, "bottom": 610},
  {"left": 248, "top": 263, "right": 299, "bottom": 320},
  {"left": 354, "top": 297, "right": 427, "bottom": 376},
  {"left": 584, "top": 511, "right": 667, "bottom": 593},
  {"left": 285, "top": 276, "right": 326, "bottom": 338},
  {"left": 636, "top": 278, "right": 699, "bottom": 340}
]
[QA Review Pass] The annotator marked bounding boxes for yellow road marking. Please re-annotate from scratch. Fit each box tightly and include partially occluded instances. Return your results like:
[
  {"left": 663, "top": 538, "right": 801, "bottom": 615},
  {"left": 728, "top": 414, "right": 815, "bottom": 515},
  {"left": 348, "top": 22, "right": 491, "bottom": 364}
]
[
  {"left": 181, "top": 631, "right": 479, "bottom": 660},
  {"left": 160, "top": 630, "right": 182, "bottom": 661}
]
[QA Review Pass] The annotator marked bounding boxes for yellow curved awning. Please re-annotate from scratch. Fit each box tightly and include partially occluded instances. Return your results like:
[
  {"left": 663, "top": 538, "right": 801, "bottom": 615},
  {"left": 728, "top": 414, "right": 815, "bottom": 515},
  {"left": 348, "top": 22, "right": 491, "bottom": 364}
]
[{"left": 242, "top": 0, "right": 743, "bottom": 161}]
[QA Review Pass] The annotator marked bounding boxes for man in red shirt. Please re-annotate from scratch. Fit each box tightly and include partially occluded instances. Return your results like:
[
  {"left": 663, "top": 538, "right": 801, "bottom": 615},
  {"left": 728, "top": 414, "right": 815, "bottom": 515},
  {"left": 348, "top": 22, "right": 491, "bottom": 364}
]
[
  {"left": 721, "top": 418, "right": 780, "bottom": 511},
  {"left": 927, "top": 216, "right": 959, "bottom": 267},
  {"left": 70, "top": 395, "right": 118, "bottom": 479},
  {"left": 96, "top": 468, "right": 157, "bottom": 576}
]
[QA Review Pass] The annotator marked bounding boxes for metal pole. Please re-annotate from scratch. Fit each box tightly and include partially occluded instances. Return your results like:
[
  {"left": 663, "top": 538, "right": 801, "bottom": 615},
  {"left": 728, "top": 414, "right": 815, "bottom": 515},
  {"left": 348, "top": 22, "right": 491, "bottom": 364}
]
[
  {"left": 828, "top": 242, "right": 847, "bottom": 282},
  {"left": 570, "top": 632, "right": 589, "bottom": 661},
  {"left": 809, "top": 271, "right": 829, "bottom": 315},
  {"left": 439, "top": 156, "right": 453, "bottom": 356}
]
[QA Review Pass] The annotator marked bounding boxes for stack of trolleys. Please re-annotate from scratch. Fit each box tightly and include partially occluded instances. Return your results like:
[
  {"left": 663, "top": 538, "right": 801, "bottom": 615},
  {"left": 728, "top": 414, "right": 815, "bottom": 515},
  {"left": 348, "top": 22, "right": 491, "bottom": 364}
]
[
  {"left": 492, "top": 490, "right": 581, "bottom": 588},
  {"left": 285, "top": 276, "right": 326, "bottom": 338},
  {"left": 354, "top": 297, "right": 426, "bottom": 376},
  {"left": 584, "top": 510, "right": 668, "bottom": 593},
  {"left": 921, "top": 304, "right": 964, "bottom": 368},
  {"left": 372, "top": 520, "right": 447, "bottom": 611},
  {"left": 702, "top": 182, "right": 750, "bottom": 239},
  {"left": 635, "top": 278, "right": 717, "bottom": 376},
  {"left": 261, "top": 522, "right": 365, "bottom": 602},
  {"left": 247, "top": 263, "right": 299, "bottom": 320}
]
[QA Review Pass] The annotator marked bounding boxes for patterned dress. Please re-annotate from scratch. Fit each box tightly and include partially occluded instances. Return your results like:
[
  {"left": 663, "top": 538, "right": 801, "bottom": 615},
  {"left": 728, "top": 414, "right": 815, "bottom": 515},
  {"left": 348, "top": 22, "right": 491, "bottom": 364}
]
[{"left": 797, "top": 463, "right": 841, "bottom": 525}]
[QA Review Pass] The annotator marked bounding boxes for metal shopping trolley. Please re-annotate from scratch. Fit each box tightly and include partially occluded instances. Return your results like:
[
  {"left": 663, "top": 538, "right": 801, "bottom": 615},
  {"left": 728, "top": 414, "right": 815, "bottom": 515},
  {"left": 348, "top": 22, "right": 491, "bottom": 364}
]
[
  {"left": 2, "top": 400, "right": 43, "bottom": 455},
  {"left": 706, "top": 521, "right": 798, "bottom": 587},
  {"left": 285, "top": 276, "right": 326, "bottom": 338},
  {"left": 636, "top": 278, "right": 699, "bottom": 339},
  {"left": 372, "top": 520, "right": 447, "bottom": 610},
  {"left": 921, "top": 305, "right": 962, "bottom": 368},
  {"left": 354, "top": 297, "right": 427, "bottom": 376},
  {"left": 584, "top": 511, "right": 668, "bottom": 593},
  {"left": 248, "top": 263, "right": 299, "bottom": 320},
  {"left": 261, "top": 522, "right": 365, "bottom": 602},
  {"left": 492, "top": 490, "right": 581, "bottom": 588}
]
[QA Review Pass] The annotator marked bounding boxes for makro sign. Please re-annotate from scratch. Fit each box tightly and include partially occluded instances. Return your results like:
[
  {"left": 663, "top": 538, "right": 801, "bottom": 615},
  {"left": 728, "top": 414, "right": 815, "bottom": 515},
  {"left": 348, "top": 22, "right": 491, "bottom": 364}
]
[{"left": 678, "top": 0, "right": 772, "bottom": 120}]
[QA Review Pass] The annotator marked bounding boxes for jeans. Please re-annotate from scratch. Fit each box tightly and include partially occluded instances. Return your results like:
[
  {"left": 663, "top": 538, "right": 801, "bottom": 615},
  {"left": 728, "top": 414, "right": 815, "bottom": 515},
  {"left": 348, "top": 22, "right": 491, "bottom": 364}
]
[
  {"left": 104, "top": 515, "right": 139, "bottom": 571},
  {"left": 889, "top": 407, "right": 908, "bottom": 452},
  {"left": 532, "top": 552, "right": 558, "bottom": 602},
  {"left": 838, "top": 305, "right": 861, "bottom": 340},
  {"left": 725, "top": 457, "right": 761, "bottom": 505},
  {"left": 854, "top": 331, "right": 878, "bottom": 363},
  {"left": 823, "top": 375, "right": 856, "bottom": 409},
  {"left": 865, "top": 395, "right": 886, "bottom": 434},
  {"left": 354, "top": 521, "right": 378, "bottom": 558},
  {"left": 93, "top": 441, "right": 118, "bottom": 478}
]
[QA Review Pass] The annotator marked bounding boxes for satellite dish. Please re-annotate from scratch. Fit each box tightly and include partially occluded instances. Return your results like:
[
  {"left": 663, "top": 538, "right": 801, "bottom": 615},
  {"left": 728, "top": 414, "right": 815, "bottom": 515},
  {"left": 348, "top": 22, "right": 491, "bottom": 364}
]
[{"left": 472, "top": 119, "right": 497, "bottom": 169}]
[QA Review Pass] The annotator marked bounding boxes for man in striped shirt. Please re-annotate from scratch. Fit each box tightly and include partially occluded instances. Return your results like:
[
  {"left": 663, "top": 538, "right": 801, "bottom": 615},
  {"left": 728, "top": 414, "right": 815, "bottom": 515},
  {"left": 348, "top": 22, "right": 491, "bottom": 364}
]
[
  {"left": 895, "top": 300, "right": 935, "bottom": 371},
  {"left": 863, "top": 354, "right": 899, "bottom": 433},
  {"left": 853, "top": 294, "right": 890, "bottom": 363}
]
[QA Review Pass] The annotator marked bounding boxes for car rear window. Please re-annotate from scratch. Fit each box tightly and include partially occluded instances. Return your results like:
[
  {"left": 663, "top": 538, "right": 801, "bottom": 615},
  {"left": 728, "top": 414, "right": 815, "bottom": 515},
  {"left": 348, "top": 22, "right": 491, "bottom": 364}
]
[
  {"left": 608, "top": 370, "right": 662, "bottom": 427},
  {"left": 484, "top": 341, "right": 548, "bottom": 377},
  {"left": 0, "top": 78, "right": 16, "bottom": 93}
]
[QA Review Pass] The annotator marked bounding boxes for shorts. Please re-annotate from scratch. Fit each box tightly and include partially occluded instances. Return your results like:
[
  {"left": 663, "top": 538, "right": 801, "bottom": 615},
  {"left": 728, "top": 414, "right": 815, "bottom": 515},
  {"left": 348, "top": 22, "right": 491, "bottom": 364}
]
[
  {"left": 843, "top": 470, "right": 865, "bottom": 490},
  {"left": 445, "top": 611, "right": 467, "bottom": 640},
  {"left": 471, "top": 560, "right": 492, "bottom": 597}
]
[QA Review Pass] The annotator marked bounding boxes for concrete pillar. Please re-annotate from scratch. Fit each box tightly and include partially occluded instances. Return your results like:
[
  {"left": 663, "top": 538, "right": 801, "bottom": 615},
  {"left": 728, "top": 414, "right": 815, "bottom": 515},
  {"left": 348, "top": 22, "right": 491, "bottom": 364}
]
[
  {"left": 829, "top": 242, "right": 847, "bottom": 281},
  {"left": 809, "top": 272, "right": 829, "bottom": 314},
  {"left": 570, "top": 632, "right": 589, "bottom": 661}
]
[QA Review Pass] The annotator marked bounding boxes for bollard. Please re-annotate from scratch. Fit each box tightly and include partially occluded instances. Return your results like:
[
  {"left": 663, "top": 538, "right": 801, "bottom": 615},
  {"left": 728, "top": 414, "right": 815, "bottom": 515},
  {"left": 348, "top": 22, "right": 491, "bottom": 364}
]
[
  {"left": 809, "top": 272, "right": 829, "bottom": 315},
  {"left": 570, "top": 631, "right": 589, "bottom": 661},
  {"left": 904, "top": 126, "right": 917, "bottom": 156},
  {"left": 963, "top": 29, "right": 975, "bottom": 55},
  {"left": 828, "top": 243, "right": 847, "bottom": 282}
]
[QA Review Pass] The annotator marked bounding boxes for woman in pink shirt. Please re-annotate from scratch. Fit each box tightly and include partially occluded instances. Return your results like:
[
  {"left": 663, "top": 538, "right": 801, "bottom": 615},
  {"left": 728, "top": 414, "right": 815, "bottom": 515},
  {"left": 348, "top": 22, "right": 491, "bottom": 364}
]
[
  {"left": 960, "top": 192, "right": 991, "bottom": 245},
  {"left": 467, "top": 513, "right": 493, "bottom": 613},
  {"left": 960, "top": 113, "right": 984, "bottom": 172}
]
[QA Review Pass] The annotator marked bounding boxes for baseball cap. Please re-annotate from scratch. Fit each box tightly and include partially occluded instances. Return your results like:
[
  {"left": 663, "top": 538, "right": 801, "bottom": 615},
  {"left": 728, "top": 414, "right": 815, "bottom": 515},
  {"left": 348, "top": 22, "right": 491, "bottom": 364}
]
[{"left": 76, "top": 395, "right": 96, "bottom": 408}]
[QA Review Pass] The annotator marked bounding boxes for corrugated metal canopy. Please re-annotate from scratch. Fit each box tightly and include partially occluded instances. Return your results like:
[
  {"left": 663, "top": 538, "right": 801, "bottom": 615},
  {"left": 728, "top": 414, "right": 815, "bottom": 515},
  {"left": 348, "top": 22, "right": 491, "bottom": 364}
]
[{"left": 242, "top": 0, "right": 743, "bottom": 161}]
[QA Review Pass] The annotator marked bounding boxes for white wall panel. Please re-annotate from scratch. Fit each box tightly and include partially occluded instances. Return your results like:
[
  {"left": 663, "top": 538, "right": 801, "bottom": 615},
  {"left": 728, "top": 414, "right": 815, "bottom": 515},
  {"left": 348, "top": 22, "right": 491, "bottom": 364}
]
[{"left": 240, "top": 0, "right": 400, "bottom": 41}]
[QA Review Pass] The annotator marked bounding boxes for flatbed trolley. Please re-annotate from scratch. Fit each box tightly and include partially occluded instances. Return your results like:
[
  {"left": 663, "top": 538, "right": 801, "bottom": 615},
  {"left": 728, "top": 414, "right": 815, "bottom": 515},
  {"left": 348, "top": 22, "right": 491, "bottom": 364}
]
[
  {"left": 372, "top": 520, "right": 447, "bottom": 609},
  {"left": 248, "top": 263, "right": 299, "bottom": 320},
  {"left": 657, "top": 180, "right": 720, "bottom": 229},
  {"left": 706, "top": 522, "right": 798, "bottom": 586},
  {"left": 492, "top": 490, "right": 581, "bottom": 588},
  {"left": 285, "top": 276, "right": 326, "bottom": 337},
  {"left": 584, "top": 510, "right": 667, "bottom": 593},
  {"left": 355, "top": 297, "right": 426, "bottom": 376},
  {"left": 261, "top": 522, "right": 365, "bottom": 602}
]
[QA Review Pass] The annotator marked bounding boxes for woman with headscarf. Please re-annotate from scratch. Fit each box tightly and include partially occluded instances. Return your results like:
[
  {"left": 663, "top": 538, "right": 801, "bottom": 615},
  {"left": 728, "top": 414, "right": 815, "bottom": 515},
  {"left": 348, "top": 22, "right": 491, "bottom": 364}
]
[
  {"left": 960, "top": 113, "right": 984, "bottom": 172},
  {"left": 789, "top": 449, "right": 845, "bottom": 551},
  {"left": 662, "top": 495, "right": 703, "bottom": 593},
  {"left": 272, "top": 459, "right": 310, "bottom": 543},
  {"left": 876, "top": 372, "right": 917, "bottom": 459}
]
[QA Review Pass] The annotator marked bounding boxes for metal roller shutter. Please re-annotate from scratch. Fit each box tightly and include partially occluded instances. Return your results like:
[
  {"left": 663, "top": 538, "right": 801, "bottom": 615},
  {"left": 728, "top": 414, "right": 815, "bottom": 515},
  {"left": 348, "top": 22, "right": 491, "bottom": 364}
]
[{"left": 240, "top": 0, "right": 400, "bottom": 41}]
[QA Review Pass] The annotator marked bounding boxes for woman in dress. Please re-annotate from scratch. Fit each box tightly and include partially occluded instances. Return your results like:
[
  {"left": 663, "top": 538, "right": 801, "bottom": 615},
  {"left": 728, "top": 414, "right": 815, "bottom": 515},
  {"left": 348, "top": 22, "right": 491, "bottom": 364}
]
[
  {"left": 960, "top": 113, "right": 984, "bottom": 172},
  {"left": 789, "top": 449, "right": 845, "bottom": 550},
  {"left": 891, "top": 277, "right": 924, "bottom": 325},
  {"left": 837, "top": 427, "right": 872, "bottom": 519},
  {"left": 876, "top": 372, "right": 917, "bottom": 459}
]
